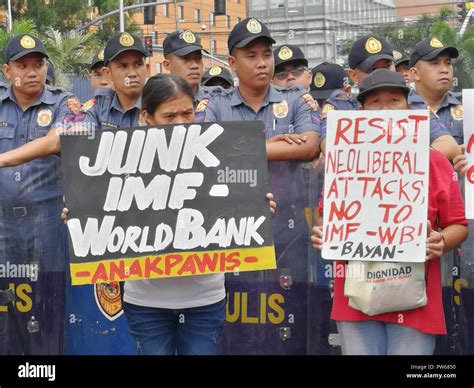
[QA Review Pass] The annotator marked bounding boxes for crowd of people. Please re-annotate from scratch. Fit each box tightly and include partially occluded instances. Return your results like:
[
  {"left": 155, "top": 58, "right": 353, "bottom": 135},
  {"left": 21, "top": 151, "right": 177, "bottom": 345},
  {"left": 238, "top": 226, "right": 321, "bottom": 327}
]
[{"left": 0, "top": 16, "right": 470, "bottom": 356}]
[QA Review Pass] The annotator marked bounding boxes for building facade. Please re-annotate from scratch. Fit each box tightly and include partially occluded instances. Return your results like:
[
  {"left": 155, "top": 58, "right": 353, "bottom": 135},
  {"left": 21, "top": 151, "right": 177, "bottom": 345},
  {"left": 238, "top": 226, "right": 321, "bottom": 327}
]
[
  {"left": 249, "top": 0, "right": 396, "bottom": 67},
  {"left": 136, "top": 0, "right": 248, "bottom": 75}
]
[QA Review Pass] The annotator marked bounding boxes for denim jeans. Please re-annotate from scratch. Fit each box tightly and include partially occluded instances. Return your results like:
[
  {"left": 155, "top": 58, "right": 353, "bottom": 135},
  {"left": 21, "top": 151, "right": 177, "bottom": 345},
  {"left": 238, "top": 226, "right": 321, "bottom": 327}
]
[
  {"left": 123, "top": 299, "right": 226, "bottom": 355},
  {"left": 336, "top": 320, "right": 436, "bottom": 355}
]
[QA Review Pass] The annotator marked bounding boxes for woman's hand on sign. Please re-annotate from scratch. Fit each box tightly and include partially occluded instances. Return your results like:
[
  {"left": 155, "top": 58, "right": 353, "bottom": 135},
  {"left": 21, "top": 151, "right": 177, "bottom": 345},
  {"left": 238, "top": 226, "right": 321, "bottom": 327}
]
[
  {"left": 426, "top": 221, "right": 444, "bottom": 261},
  {"left": 266, "top": 193, "right": 276, "bottom": 215},
  {"left": 453, "top": 145, "right": 468, "bottom": 175},
  {"left": 311, "top": 225, "right": 323, "bottom": 250},
  {"left": 267, "top": 133, "right": 308, "bottom": 145},
  {"left": 61, "top": 207, "right": 69, "bottom": 224}
]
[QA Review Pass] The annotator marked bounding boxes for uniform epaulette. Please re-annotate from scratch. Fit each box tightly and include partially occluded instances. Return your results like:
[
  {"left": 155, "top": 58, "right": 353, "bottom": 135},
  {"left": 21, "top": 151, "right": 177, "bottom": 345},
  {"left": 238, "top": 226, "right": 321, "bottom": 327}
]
[
  {"left": 45, "top": 84, "right": 71, "bottom": 95},
  {"left": 94, "top": 87, "right": 115, "bottom": 97},
  {"left": 81, "top": 98, "right": 97, "bottom": 112}
]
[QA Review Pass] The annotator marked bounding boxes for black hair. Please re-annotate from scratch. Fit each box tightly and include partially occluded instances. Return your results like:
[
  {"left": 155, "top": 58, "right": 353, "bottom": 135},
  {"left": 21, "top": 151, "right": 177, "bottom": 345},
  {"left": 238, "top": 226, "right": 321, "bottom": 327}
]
[{"left": 141, "top": 73, "right": 194, "bottom": 114}]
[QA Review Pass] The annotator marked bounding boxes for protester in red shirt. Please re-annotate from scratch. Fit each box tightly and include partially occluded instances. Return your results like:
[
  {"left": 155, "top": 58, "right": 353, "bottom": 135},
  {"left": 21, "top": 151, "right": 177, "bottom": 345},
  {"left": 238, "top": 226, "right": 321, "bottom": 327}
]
[{"left": 311, "top": 69, "right": 469, "bottom": 355}]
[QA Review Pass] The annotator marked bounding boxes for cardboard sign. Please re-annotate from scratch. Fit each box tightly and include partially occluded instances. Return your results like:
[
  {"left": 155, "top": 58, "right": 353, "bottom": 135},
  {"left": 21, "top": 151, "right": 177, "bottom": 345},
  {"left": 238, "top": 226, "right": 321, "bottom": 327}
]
[
  {"left": 463, "top": 89, "right": 474, "bottom": 219},
  {"left": 322, "top": 110, "right": 430, "bottom": 262},
  {"left": 61, "top": 121, "right": 276, "bottom": 285}
]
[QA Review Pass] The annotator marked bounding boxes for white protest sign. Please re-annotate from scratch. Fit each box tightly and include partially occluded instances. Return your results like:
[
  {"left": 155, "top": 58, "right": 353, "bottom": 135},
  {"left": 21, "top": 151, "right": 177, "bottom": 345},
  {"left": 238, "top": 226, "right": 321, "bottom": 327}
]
[
  {"left": 463, "top": 89, "right": 474, "bottom": 219},
  {"left": 322, "top": 110, "right": 430, "bottom": 262}
]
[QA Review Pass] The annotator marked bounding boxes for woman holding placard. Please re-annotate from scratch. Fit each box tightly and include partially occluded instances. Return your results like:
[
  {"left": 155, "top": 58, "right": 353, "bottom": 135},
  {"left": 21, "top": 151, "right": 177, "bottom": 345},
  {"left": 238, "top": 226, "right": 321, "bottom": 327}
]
[{"left": 311, "top": 69, "right": 468, "bottom": 355}]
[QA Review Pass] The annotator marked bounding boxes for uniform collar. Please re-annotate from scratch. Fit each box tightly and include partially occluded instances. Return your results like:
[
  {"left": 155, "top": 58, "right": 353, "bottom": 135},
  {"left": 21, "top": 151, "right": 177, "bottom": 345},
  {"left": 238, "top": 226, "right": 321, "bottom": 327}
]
[
  {"left": 111, "top": 92, "right": 141, "bottom": 113},
  {"left": 408, "top": 90, "right": 426, "bottom": 104},
  {"left": 231, "top": 84, "right": 282, "bottom": 107},
  {"left": 0, "top": 85, "right": 55, "bottom": 106},
  {"left": 408, "top": 89, "right": 461, "bottom": 108},
  {"left": 194, "top": 86, "right": 204, "bottom": 103},
  {"left": 443, "top": 91, "right": 461, "bottom": 107}
]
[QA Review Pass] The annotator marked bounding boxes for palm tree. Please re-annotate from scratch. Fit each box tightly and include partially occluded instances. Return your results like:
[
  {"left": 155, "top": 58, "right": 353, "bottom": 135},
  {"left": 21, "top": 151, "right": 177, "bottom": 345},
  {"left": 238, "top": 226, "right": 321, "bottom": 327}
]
[
  {"left": 42, "top": 28, "right": 100, "bottom": 88},
  {"left": 0, "top": 19, "right": 38, "bottom": 66},
  {"left": 43, "top": 28, "right": 99, "bottom": 75},
  {"left": 0, "top": 20, "right": 100, "bottom": 88}
]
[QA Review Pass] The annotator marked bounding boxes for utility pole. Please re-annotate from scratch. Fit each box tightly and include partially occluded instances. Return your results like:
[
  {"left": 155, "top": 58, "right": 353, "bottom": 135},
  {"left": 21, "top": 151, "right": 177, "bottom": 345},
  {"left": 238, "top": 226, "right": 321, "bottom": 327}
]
[
  {"left": 119, "top": 0, "right": 125, "bottom": 32},
  {"left": 460, "top": 8, "right": 474, "bottom": 37},
  {"left": 7, "top": 0, "right": 12, "bottom": 33}
]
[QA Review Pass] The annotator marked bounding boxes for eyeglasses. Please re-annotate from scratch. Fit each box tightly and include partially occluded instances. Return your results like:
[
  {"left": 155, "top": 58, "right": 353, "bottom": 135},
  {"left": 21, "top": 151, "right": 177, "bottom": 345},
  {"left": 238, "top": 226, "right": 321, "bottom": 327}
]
[{"left": 274, "top": 65, "right": 308, "bottom": 79}]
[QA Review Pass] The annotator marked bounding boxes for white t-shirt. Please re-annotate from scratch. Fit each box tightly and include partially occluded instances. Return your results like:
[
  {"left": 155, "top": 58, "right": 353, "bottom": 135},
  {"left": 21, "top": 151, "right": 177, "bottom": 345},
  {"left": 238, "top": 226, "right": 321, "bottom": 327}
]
[{"left": 123, "top": 274, "right": 225, "bottom": 309}]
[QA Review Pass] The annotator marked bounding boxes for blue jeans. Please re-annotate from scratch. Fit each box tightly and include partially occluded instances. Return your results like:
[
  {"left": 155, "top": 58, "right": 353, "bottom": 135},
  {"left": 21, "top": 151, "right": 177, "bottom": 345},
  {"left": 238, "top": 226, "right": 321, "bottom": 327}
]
[
  {"left": 123, "top": 299, "right": 226, "bottom": 355},
  {"left": 336, "top": 320, "right": 436, "bottom": 355}
]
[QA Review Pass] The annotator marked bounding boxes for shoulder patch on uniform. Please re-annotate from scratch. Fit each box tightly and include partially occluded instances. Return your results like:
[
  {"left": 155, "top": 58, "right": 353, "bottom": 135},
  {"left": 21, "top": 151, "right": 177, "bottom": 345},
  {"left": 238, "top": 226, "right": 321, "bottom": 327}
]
[
  {"left": 81, "top": 98, "right": 96, "bottom": 112},
  {"left": 301, "top": 93, "right": 318, "bottom": 112},
  {"left": 196, "top": 98, "right": 210, "bottom": 113},
  {"left": 67, "top": 97, "right": 81, "bottom": 115},
  {"left": 335, "top": 93, "right": 349, "bottom": 100},
  {"left": 451, "top": 105, "right": 463, "bottom": 121},
  {"left": 321, "top": 103, "right": 335, "bottom": 119}
]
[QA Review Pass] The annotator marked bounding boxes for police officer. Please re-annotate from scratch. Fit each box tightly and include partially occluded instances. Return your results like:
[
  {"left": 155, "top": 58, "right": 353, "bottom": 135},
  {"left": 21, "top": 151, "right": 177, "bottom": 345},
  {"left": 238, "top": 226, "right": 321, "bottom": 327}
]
[
  {"left": 409, "top": 36, "right": 464, "bottom": 145},
  {"left": 89, "top": 49, "right": 113, "bottom": 92},
  {"left": 309, "top": 62, "right": 349, "bottom": 108},
  {"left": 393, "top": 50, "right": 411, "bottom": 86},
  {"left": 318, "top": 36, "right": 395, "bottom": 152},
  {"left": 162, "top": 30, "right": 215, "bottom": 103},
  {"left": 0, "top": 34, "right": 79, "bottom": 354},
  {"left": 196, "top": 17, "right": 320, "bottom": 276},
  {"left": 319, "top": 35, "right": 459, "bottom": 160},
  {"left": 197, "top": 18, "right": 319, "bottom": 158},
  {"left": 81, "top": 32, "right": 148, "bottom": 130},
  {"left": 201, "top": 65, "right": 234, "bottom": 89},
  {"left": 272, "top": 44, "right": 312, "bottom": 89}
]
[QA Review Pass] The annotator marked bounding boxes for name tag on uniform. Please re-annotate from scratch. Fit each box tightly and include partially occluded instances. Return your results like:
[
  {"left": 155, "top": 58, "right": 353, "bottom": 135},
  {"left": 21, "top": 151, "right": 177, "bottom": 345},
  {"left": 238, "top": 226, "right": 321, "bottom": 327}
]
[{"left": 99, "top": 122, "right": 119, "bottom": 129}]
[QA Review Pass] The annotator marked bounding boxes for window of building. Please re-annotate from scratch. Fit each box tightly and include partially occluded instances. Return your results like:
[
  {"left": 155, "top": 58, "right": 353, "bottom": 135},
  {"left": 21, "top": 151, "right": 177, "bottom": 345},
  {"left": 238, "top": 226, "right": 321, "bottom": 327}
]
[
  {"left": 270, "top": 0, "right": 285, "bottom": 8},
  {"left": 178, "top": 5, "right": 184, "bottom": 20},
  {"left": 252, "top": 0, "right": 266, "bottom": 10},
  {"left": 195, "top": 8, "right": 200, "bottom": 21},
  {"left": 287, "top": 0, "right": 303, "bottom": 8},
  {"left": 162, "top": 3, "right": 168, "bottom": 17}
]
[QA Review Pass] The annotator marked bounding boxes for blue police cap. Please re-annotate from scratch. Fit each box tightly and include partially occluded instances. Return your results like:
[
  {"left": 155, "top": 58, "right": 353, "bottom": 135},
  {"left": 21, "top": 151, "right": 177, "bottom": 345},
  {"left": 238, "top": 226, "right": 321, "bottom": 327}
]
[
  {"left": 273, "top": 45, "right": 308, "bottom": 69},
  {"left": 409, "top": 37, "right": 459, "bottom": 68},
  {"left": 104, "top": 32, "right": 148, "bottom": 65},
  {"left": 3, "top": 34, "right": 48, "bottom": 63},
  {"left": 228, "top": 18, "right": 275, "bottom": 54},
  {"left": 163, "top": 30, "right": 206, "bottom": 57},
  {"left": 349, "top": 35, "right": 393, "bottom": 72},
  {"left": 310, "top": 62, "right": 346, "bottom": 100}
]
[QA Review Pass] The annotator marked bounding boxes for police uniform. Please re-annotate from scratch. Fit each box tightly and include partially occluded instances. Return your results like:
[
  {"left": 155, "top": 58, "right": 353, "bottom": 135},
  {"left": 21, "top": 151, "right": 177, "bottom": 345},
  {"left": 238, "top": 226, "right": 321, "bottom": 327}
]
[
  {"left": 319, "top": 35, "right": 452, "bottom": 146},
  {"left": 408, "top": 37, "right": 463, "bottom": 145},
  {"left": 0, "top": 34, "right": 79, "bottom": 354},
  {"left": 81, "top": 32, "right": 148, "bottom": 130},
  {"left": 196, "top": 18, "right": 320, "bottom": 264}
]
